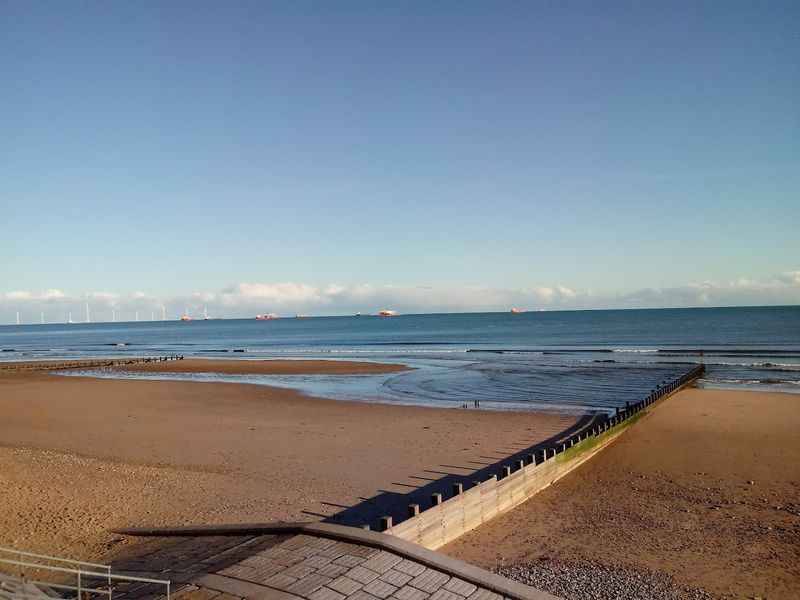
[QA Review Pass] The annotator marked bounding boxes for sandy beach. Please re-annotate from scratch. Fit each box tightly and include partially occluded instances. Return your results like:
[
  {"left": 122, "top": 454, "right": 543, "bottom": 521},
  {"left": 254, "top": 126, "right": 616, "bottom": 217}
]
[
  {"left": 0, "top": 361, "right": 578, "bottom": 563},
  {"left": 443, "top": 388, "right": 800, "bottom": 600}
]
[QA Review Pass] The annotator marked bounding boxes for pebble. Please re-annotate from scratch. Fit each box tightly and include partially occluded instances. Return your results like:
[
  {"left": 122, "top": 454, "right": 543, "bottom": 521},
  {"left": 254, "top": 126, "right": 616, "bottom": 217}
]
[{"left": 496, "top": 559, "right": 713, "bottom": 600}]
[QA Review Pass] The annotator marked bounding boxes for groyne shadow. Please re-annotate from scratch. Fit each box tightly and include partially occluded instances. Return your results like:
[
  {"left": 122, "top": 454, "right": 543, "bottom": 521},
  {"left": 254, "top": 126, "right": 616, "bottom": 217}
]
[{"left": 316, "top": 411, "right": 599, "bottom": 530}]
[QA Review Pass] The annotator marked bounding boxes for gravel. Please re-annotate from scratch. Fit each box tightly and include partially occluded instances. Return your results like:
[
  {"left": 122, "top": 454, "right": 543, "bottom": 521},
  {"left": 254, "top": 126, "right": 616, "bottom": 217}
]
[{"left": 495, "top": 559, "right": 715, "bottom": 600}]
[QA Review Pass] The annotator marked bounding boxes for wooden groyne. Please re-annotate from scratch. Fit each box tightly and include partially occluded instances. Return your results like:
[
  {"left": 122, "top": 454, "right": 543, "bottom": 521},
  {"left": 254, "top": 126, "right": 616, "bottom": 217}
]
[
  {"left": 381, "top": 364, "right": 706, "bottom": 549},
  {"left": 0, "top": 355, "right": 184, "bottom": 373}
]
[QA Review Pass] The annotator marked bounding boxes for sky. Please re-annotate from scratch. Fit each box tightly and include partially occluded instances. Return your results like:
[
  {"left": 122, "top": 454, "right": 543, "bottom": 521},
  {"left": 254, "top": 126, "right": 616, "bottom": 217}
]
[{"left": 2, "top": 1, "right": 799, "bottom": 321}]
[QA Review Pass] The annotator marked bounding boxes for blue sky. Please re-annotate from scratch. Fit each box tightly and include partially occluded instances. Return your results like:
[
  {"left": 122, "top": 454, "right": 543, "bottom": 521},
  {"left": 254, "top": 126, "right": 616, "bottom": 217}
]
[{"left": 2, "top": 2, "right": 799, "bottom": 319}]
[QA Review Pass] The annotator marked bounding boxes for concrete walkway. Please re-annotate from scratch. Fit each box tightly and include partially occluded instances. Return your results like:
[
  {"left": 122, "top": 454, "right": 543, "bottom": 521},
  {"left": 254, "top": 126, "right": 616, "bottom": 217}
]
[{"left": 111, "top": 524, "right": 559, "bottom": 600}]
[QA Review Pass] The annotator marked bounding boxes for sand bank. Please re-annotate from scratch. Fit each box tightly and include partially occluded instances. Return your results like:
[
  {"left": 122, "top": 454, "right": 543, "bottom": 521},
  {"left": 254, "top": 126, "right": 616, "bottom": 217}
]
[
  {"left": 0, "top": 363, "right": 578, "bottom": 564},
  {"left": 111, "top": 358, "right": 410, "bottom": 375},
  {"left": 442, "top": 388, "right": 800, "bottom": 600}
]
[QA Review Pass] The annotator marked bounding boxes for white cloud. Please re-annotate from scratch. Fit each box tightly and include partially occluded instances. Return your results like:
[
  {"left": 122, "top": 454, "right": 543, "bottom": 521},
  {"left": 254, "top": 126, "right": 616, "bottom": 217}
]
[
  {"left": 5, "top": 291, "right": 33, "bottom": 300},
  {"left": 2, "top": 269, "right": 799, "bottom": 323},
  {"left": 4, "top": 289, "right": 65, "bottom": 301},
  {"left": 88, "top": 291, "right": 119, "bottom": 302},
  {"left": 219, "top": 282, "right": 324, "bottom": 306},
  {"left": 777, "top": 271, "right": 800, "bottom": 285}
]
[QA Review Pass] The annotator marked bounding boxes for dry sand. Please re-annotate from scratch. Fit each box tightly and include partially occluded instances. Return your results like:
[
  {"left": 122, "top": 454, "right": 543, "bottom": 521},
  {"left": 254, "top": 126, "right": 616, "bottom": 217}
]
[
  {"left": 442, "top": 388, "right": 800, "bottom": 600},
  {"left": 0, "top": 362, "right": 578, "bottom": 563}
]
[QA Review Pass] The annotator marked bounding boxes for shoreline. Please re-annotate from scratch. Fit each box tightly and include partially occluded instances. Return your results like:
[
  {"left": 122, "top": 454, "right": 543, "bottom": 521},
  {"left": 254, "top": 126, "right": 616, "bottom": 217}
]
[
  {"left": 107, "top": 357, "right": 411, "bottom": 375},
  {"left": 0, "top": 357, "right": 411, "bottom": 374}
]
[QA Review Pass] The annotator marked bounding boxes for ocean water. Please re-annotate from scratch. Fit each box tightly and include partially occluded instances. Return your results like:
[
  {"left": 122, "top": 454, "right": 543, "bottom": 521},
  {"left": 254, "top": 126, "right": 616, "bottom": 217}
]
[{"left": 1, "top": 306, "right": 798, "bottom": 413}]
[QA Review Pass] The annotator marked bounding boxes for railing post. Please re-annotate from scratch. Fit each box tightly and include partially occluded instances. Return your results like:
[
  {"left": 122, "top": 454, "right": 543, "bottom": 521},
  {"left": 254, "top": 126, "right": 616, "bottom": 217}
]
[{"left": 77, "top": 570, "right": 82, "bottom": 600}]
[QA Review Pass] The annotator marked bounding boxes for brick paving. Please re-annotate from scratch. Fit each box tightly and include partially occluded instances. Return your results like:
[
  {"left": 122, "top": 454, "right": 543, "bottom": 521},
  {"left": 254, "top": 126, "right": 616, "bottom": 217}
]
[{"left": 110, "top": 533, "right": 524, "bottom": 600}]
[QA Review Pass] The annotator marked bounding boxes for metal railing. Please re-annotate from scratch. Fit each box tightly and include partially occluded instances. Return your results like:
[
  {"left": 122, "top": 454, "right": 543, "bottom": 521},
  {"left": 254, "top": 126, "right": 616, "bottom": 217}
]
[
  {"left": 0, "top": 547, "right": 111, "bottom": 574},
  {"left": 0, "top": 548, "right": 170, "bottom": 600}
]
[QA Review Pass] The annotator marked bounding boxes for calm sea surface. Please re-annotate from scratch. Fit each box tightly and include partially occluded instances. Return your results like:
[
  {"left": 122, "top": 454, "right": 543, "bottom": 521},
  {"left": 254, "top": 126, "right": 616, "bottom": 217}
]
[{"left": 1, "top": 306, "right": 798, "bottom": 413}]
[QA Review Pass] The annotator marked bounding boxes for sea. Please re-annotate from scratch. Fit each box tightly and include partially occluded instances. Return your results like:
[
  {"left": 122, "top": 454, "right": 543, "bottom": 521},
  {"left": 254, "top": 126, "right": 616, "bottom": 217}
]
[{"left": 1, "top": 306, "right": 798, "bottom": 414}]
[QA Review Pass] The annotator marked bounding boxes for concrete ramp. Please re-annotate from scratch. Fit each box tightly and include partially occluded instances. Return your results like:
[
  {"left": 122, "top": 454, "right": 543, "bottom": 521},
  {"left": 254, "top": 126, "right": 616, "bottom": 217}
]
[{"left": 111, "top": 523, "right": 560, "bottom": 600}]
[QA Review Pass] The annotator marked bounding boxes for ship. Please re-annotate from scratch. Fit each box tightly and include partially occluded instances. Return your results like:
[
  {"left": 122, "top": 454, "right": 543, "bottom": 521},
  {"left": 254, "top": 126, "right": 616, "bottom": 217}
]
[
  {"left": 378, "top": 309, "right": 398, "bottom": 317},
  {"left": 255, "top": 313, "right": 277, "bottom": 320},
  {"left": 510, "top": 308, "right": 524, "bottom": 314},
  {"left": 180, "top": 307, "right": 192, "bottom": 321}
]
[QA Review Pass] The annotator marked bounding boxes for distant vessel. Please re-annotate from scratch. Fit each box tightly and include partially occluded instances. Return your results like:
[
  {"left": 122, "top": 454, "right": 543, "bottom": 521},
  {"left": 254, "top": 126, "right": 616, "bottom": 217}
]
[
  {"left": 255, "top": 313, "right": 277, "bottom": 320},
  {"left": 295, "top": 314, "right": 308, "bottom": 318},
  {"left": 203, "top": 305, "right": 210, "bottom": 320},
  {"left": 355, "top": 312, "right": 361, "bottom": 317},
  {"left": 510, "top": 308, "right": 524, "bottom": 314},
  {"left": 67, "top": 312, "right": 75, "bottom": 324},
  {"left": 180, "top": 307, "right": 192, "bottom": 321},
  {"left": 378, "top": 309, "right": 398, "bottom": 317}
]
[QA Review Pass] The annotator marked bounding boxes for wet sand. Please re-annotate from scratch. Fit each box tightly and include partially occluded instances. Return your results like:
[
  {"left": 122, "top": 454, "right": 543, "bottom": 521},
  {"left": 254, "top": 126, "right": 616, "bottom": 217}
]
[
  {"left": 442, "top": 389, "right": 800, "bottom": 600},
  {"left": 0, "top": 362, "right": 578, "bottom": 563},
  {"left": 111, "top": 358, "right": 410, "bottom": 375}
]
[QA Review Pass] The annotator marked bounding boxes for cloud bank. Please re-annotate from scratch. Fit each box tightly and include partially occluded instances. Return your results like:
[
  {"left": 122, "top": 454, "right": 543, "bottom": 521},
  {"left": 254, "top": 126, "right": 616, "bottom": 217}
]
[{"left": 2, "top": 270, "right": 799, "bottom": 324}]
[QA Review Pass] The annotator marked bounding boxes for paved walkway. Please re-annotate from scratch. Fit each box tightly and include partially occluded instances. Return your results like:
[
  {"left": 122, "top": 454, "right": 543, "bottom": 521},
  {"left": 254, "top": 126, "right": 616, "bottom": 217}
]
[{"left": 111, "top": 526, "right": 557, "bottom": 600}]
